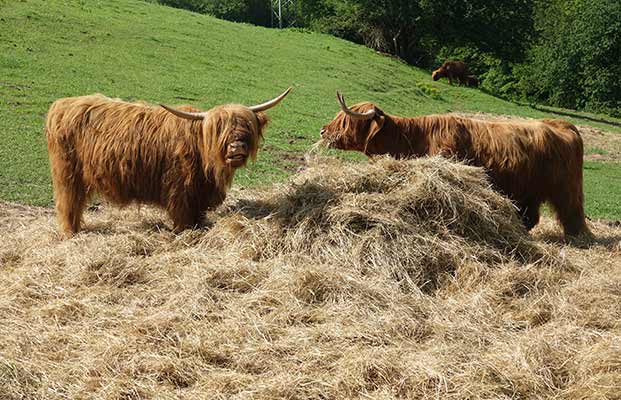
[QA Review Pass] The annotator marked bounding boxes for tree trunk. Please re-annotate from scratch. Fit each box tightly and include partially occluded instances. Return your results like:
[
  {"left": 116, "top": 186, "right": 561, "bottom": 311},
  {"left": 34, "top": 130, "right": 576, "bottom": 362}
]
[{"left": 392, "top": 29, "right": 402, "bottom": 58}]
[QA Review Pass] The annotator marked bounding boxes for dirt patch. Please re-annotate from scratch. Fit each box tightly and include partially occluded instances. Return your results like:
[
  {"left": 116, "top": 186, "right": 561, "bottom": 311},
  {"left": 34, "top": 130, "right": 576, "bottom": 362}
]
[
  {"left": 575, "top": 124, "right": 621, "bottom": 162},
  {"left": 453, "top": 112, "right": 621, "bottom": 162},
  {"left": 276, "top": 149, "right": 307, "bottom": 172},
  {"left": 263, "top": 144, "right": 308, "bottom": 173}
]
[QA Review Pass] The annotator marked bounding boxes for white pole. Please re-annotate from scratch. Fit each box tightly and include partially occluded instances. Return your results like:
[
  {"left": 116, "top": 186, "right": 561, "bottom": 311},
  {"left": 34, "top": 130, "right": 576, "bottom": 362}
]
[{"left": 278, "top": 0, "right": 282, "bottom": 29}]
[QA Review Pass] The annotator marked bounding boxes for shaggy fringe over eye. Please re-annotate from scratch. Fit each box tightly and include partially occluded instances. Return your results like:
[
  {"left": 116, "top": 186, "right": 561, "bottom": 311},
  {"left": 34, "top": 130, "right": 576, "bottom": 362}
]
[{"left": 201, "top": 105, "right": 268, "bottom": 192}]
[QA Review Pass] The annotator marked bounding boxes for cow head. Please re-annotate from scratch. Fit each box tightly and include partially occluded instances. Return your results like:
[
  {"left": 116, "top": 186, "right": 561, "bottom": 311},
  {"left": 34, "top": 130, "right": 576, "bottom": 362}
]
[
  {"left": 431, "top": 68, "right": 444, "bottom": 81},
  {"left": 320, "top": 93, "right": 386, "bottom": 154},
  {"left": 161, "top": 87, "right": 292, "bottom": 170}
]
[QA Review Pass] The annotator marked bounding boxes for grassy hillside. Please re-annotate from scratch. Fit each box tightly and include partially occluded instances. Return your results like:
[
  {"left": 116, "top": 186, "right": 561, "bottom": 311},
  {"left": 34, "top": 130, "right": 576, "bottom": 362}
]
[{"left": 1, "top": 0, "right": 620, "bottom": 217}]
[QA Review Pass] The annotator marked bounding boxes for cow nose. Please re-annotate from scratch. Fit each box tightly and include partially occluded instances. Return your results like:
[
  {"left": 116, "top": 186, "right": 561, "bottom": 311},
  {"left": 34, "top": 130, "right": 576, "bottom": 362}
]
[{"left": 230, "top": 142, "right": 247, "bottom": 151}]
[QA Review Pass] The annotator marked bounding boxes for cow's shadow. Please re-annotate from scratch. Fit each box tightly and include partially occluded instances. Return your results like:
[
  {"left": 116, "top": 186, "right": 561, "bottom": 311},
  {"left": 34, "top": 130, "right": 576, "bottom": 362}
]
[
  {"left": 536, "top": 228, "right": 621, "bottom": 250},
  {"left": 221, "top": 183, "right": 340, "bottom": 227},
  {"left": 224, "top": 198, "right": 280, "bottom": 220},
  {"left": 86, "top": 219, "right": 174, "bottom": 236}
]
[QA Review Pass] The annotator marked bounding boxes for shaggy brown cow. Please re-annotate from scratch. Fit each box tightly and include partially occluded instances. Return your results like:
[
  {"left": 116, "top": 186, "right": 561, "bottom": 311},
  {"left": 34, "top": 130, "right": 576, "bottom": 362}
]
[
  {"left": 45, "top": 88, "right": 292, "bottom": 237},
  {"left": 319, "top": 93, "right": 591, "bottom": 238},
  {"left": 465, "top": 75, "right": 479, "bottom": 87},
  {"left": 432, "top": 60, "right": 477, "bottom": 86}
]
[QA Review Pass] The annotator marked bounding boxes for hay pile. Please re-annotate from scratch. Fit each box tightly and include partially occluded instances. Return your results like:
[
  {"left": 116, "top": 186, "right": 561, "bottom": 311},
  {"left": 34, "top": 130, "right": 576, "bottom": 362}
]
[
  {"left": 1, "top": 157, "right": 620, "bottom": 399},
  {"left": 212, "top": 157, "right": 548, "bottom": 293}
]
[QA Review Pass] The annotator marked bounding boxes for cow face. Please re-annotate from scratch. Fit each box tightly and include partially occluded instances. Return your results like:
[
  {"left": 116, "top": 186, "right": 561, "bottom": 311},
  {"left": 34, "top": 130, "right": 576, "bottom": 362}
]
[
  {"left": 431, "top": 69, "right": 443, "bottom": 81},
  {"left": 320, "top": 109, "right": 373, "bottom": 151},
  {"left": 159, "top": 104, "right": 263, "bottom": 169},
  {"left": 222, "top": 112, "right": 268, "bottom": 168},
  {"left": 160, "top": 87, "right": 291, "bottom": 169},
  {"left": 320, "top": 98, "right": 385, "bottom": 154}
]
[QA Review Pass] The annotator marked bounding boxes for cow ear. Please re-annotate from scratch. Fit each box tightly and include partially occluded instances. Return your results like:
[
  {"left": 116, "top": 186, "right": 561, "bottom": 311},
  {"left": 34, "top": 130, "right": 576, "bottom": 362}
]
[
  {"left": 365, "top": 112, "right": 386, "bottom": 149},
  {"left": 255, "top": 112, "right": 270, "bottom": 130},
  {"left": 373, "top": 106, "right": 385, "bottom": 118}
]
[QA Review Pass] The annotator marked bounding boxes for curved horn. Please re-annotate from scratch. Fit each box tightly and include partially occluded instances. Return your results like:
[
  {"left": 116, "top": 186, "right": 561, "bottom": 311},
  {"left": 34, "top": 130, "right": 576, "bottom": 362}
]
[
  {"left": 248, "top": 87, "right": 293, "bottom": 112},
  {"left": 160, "top": 104, "right": 207, "bottom": 121},
  {"left": 336, "top": 92, "right": 376, "bottom": 120}
]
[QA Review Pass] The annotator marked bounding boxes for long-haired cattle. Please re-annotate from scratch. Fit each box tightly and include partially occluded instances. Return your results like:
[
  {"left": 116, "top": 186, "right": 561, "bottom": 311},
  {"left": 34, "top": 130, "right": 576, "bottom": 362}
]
[
  {"left": 45, "top": 88, "right": 291, "bottom": 237},
  {"left": 320, "top": 93, "right": 590, "bottom": 238},
  {"left": 432, "top": 60, "right": 478, "bottom": 87}
]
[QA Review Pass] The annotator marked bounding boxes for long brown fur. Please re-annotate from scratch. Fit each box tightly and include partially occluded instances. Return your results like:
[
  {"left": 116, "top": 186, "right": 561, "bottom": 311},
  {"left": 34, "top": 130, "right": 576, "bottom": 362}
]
[
  {"left": 45, "top": 94, "right": 269, "bottom": 237},
  {"left": 321, "top": 102, "right": 591, "bottom": 237},
  {"left": 432, "top": 60, "right": 477, "bottom": 86}
]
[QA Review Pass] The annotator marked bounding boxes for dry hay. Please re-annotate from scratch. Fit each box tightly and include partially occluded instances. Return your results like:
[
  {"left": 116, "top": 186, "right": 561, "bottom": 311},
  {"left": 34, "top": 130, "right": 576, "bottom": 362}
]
[{"left": 1, "top": 156, "right": 621, "bottom": 399}]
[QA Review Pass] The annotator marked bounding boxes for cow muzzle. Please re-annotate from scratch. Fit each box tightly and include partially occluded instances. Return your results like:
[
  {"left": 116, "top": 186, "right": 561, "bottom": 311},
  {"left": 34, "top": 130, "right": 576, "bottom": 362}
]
[
  {"left": 226, "top": 141, "right": 249, "bottom": 167},
  {"left": 319, "top": 128, "right": 336, "bottom": 148}
]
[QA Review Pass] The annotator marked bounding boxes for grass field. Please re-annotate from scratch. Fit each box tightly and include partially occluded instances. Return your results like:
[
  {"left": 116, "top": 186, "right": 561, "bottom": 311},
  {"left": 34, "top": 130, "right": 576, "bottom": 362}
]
[
  {"left": 1, "top": 0, "right": 620, "bottom": 218},
  {"left": 584, "top": 161, "right": 621, "bottom": 218}
]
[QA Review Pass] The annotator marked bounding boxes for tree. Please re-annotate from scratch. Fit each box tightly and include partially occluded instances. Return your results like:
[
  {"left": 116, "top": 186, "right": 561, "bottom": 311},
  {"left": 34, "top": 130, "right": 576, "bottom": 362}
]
[
  {"left": 155, "top": 0, "right": 271, "bottom": 26},
  {"left": 418, "top": 0, "right": 534, "bottom": 63},
  {"left": 517, "top": 0, "right": 621, "bottom": 114}
]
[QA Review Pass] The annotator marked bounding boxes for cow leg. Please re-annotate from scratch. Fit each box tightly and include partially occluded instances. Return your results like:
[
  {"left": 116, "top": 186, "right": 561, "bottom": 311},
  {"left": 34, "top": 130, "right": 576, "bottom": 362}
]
[
  {"left": 517, "top": 201, "right": 541, "bottom": 231},
  {"left": 55, "top": 186, "right": 87, "bottom": 237},
  {"left": 48, "top": 151, "right": 88, "bottom": 237},
  {"left": 51, "top": 170, "right": 88, "bottom": 237},
  {"left": 548, "top": 189, "right": 590, "bottom": 238},
  {"left": 168, "top": 206, "right": 200, "bottom": 233},
  {"left": 167, "top": 197, "right": 206, "bottom": 233}
]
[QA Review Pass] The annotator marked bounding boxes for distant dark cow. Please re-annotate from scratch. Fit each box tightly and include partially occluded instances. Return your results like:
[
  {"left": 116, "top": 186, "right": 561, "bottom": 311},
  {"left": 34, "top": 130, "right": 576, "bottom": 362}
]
[
  {"left": 319, "top": 93, "right": 591, "bottom": 238},
  {"left": 45, "top": 88, "right": 292, "bottom": 237},
  {"left": 465, "top": 75, "right": 479, "bottom": 87},
  {"left": 432, "top": 60, "right": 478, "bottom": 86}
]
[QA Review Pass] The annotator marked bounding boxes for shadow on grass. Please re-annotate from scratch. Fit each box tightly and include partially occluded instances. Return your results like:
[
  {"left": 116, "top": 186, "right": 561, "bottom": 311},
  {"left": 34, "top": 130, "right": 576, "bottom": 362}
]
[
  {"left": 466, "top": 87, "right": 621, "bottom": 128},
  {"left": 84, "top": 219, "right": 174, "bottom": 236},
  {"left": 528, "top": 105, "right": 621, "bottom": 127}
]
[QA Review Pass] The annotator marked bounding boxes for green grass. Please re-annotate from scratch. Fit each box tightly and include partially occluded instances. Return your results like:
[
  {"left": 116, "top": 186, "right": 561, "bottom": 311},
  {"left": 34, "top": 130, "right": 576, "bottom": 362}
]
[
  {"left": 585, "top": 146, "right": 608, "bottom": 156},
  {"left": 1, "top": 0, "right": 620, "bottom": 218},
  {"left": 583, "top": 161, "right": 621, "bottom": 219}
]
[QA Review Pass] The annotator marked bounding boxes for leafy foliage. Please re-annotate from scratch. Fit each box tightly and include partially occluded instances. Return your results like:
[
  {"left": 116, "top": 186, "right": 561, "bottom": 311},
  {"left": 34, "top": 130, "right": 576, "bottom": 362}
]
[
  {"left": 516, "top": 0, "right": 621, "bottom": 116},
  {"left": 152, "top": 0, "right": 271, "bottom": 25},
  {"left": 288, "top": 0, "right": 533, "bottom": 65}
]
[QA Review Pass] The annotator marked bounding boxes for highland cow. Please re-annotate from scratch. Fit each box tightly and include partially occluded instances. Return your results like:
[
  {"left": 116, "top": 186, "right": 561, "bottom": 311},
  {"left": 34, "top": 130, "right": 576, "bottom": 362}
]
[
  {"left": 465, "top": 75, "right": 479, "bottom": 87},
  {"left": 432, "top": 60, "right": 478, "bottom": 86},
  {"left": 45, "top": 88, "right": 292, "bottom": 237},
  {"left": 319, "top": 93, "right": 591, "bottom": 238}
]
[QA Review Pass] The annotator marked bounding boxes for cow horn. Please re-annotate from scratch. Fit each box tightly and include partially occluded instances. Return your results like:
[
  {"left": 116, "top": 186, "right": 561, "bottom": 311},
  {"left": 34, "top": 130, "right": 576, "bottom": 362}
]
[
  {"left": 336, "top": 92, "right": 376, "bottom": 120},
  {"left": 160, "top": 104, "right": 207, "bottom": 120},
  {"left": 247, "top": 87, "right": 293, "bottom": 112}
]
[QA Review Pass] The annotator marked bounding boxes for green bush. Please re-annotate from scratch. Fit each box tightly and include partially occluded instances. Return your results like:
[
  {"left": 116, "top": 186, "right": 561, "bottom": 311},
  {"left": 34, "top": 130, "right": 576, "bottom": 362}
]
[
  {"left": 515, "top": 0, "right": 621, "bottom": 116},
  {"left": 152, "top": 0, "right": 271, "bottom": 26}
]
